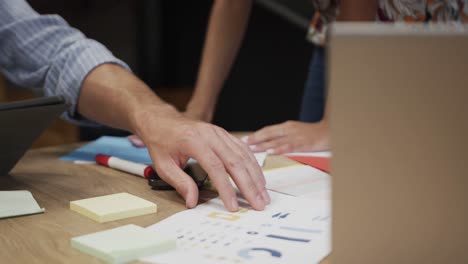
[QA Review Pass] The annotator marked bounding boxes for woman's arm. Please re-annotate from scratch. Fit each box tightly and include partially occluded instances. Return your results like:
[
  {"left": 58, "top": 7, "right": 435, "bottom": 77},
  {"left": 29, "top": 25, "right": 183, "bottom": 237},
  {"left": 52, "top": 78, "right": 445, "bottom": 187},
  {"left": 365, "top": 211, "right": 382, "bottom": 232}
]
[{"left": 185, "top": 0, "right": 253, "bottom": 122}]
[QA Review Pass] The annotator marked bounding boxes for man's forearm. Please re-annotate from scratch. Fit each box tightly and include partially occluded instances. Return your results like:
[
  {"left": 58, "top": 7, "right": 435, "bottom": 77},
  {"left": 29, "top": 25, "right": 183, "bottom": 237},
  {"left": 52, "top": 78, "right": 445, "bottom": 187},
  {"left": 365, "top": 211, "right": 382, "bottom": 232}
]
[
  {"left": 77, "top": 64, "right": 178, "bottom": 134},
  {"left": 0, "top": 0, "right": 133, "bottom": 124},
  {"left": 188, "top": 0, "right": 252, "bottom": 116},
  {"left": 2, "top": 0, "right": 269, "bottom": 213}
]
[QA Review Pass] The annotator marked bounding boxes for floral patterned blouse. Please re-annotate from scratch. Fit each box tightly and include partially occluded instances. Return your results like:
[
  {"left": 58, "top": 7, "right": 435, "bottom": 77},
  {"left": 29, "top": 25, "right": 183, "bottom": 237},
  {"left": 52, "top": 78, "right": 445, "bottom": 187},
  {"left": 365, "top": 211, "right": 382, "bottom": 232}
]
[{"left": 308, "top": 0, "right": 468, "bottom": 45}]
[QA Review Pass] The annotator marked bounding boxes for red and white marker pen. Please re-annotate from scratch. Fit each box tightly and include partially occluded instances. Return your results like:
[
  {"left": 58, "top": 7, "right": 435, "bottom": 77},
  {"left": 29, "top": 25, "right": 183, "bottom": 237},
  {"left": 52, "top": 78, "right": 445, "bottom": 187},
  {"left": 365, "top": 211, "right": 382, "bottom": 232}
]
[{"left": 95, "top": 154, "right": 156, "bottom": 179}]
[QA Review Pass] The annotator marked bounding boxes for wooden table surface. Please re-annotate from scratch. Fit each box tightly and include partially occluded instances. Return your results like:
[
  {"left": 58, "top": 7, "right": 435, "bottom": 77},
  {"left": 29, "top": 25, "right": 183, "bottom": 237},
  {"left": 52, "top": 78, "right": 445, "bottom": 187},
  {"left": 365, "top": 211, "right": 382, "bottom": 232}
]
[{"left": 0, "top": 143, "right": 330, "bottom": 263}]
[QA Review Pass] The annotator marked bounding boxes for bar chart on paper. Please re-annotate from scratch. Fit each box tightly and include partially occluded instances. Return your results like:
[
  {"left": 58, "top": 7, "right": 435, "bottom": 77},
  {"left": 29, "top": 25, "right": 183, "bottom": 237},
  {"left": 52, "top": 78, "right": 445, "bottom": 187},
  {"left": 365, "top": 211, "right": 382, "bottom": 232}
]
[{"left": 141, "top": 191, "right": 331, "bottom": 264}]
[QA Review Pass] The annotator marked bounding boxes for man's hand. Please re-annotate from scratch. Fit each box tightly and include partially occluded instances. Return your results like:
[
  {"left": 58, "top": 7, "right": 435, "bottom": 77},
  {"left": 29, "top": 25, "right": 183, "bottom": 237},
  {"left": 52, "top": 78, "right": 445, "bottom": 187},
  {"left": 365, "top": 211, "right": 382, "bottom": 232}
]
[
  {"left": 243, "top": 120, "right": 330, "bottom": 154},
  {"left": 132, "top": 108, "right": 270, "bottom": 212},
  {"left": 78, "top": 64, "right": 269, "bottom": 212},
  {"left": 127, "top": 105, "right": 214, "bottom": 147}
]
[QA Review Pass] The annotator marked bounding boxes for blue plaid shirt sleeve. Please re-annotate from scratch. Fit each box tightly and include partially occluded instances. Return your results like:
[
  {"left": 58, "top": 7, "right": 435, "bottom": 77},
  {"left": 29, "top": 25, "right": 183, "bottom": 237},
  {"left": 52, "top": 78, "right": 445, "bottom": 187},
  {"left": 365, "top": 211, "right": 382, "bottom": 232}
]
[{"left": 0, "top": 0, "right": 131, "bottom": 124}]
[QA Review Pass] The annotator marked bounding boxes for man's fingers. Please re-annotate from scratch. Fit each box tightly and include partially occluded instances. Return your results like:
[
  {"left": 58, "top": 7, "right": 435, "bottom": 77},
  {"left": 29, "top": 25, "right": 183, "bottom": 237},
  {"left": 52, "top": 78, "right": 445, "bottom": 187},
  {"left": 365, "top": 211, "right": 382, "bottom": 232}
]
[
  {"left": 153, "top": 156, "right": 199, "bottom": 208},
  {"left": 223, "top": 131, "right": 269, "bottom": 204},
  {"left": 245, "top": 124, "right": 285, "bottom": 145},
  {"left": 128, "top": 135, "right": 145, "bottom": 148},
  {"left": 210, "top": 130, "right": 268, "bottom": 210},
  {"left": 189, "top": 140, "right": 240, "bottom": 212}
]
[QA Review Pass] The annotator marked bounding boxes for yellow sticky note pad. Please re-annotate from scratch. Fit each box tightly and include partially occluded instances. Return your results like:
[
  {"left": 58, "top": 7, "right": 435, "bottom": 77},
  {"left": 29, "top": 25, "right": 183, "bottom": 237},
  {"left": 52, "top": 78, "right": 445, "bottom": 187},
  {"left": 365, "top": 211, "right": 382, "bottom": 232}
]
[
  {"left": 70, "top": 193, "right": 157, "bottom": 223},
  {"left": 71, "top": 224, "right": 176, "bottom": 263}
]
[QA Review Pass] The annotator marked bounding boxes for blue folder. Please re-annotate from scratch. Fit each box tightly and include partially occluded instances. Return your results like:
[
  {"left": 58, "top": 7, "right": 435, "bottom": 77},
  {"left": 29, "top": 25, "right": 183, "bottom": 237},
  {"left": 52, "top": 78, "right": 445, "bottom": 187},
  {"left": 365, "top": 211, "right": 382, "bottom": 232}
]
[{"left": 60, "top": 136, "right": 152, "bottom": 164}]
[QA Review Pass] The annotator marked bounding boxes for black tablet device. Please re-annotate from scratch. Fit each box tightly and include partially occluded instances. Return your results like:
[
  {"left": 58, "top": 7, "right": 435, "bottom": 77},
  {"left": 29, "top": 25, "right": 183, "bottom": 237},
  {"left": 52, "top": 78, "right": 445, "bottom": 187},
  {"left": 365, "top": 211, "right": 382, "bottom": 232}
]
[{"left": 0, "top": 96, "right": 68, "bottom": 176}]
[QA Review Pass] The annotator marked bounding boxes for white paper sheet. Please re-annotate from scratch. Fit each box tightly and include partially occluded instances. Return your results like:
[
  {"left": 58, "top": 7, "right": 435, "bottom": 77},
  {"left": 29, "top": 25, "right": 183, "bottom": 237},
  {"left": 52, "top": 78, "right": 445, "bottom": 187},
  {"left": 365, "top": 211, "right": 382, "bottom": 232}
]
[
  {"left": 264, "top": 165, "right": 331, "bottom": 200},
  {"left": 141, "top": 191, "right": 330, "bottom": 264},
  {"left": 254, "top": 152, "right": 267, "bottom": 167},
  {"left": 285, "top": 151, "right": 332, "bottom": 158},
  {"left": 0, "top": 191, "right": 45, "bottom": 219}
]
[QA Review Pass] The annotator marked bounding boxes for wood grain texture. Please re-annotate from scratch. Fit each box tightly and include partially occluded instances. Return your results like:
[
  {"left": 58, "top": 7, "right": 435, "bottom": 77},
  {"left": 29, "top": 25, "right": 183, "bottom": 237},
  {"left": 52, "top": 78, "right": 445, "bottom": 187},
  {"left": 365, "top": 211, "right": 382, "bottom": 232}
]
[{"left": 0, "top": 143, "right": 329, "bottom": 263}]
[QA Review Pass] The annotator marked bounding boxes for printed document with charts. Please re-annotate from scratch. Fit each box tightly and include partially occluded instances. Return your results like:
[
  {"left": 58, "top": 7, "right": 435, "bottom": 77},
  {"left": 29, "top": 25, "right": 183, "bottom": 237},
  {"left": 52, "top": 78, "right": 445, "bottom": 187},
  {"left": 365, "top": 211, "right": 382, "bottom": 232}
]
[{"left": 141, "top": 191, "right": 330, "bottom": 264}]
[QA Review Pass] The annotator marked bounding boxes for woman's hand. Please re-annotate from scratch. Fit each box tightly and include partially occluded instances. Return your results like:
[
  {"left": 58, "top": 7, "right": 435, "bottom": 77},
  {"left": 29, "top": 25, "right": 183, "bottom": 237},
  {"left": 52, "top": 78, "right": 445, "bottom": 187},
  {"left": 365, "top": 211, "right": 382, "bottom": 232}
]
[{"left": 243, "top": 120, "right": 330, "bottom": 155}]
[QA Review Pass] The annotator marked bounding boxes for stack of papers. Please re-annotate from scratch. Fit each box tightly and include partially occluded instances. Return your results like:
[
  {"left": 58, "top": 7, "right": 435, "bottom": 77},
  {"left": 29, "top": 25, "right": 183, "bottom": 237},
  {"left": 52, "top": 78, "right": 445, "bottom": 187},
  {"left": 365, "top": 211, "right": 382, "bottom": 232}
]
[
  {"left": 141, "top": 191, "right": 331, "bottom": 264},
  {"left": 0, "top": 190, "right": 45, "bottom": 219},
  {"left": 264, "top": 165, "right": 331, "bottom": 200},
  {"left": 71, "top": 224, "right": 176, "bottom": 263},
  {"left": 70, "top": 193, "right": 157, "bottom": 223}
]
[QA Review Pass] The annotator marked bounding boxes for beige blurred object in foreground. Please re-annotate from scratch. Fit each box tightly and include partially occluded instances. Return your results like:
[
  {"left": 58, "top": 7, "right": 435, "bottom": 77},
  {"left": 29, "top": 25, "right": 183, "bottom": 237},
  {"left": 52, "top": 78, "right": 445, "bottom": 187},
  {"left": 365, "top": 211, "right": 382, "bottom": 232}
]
[{"left": 330, "top": 22, "right": 468, "bottom": 264}]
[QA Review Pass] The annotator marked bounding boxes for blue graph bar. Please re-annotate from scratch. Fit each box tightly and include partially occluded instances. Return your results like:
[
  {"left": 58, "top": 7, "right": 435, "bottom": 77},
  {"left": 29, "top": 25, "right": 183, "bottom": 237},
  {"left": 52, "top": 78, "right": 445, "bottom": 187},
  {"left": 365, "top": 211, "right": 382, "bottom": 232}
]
[
  {"left": 280, "top": 226, "right": 322, "bottom": 233},
  {"left": 266, "top": 234, "right": 311, "bottom": 243}
]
